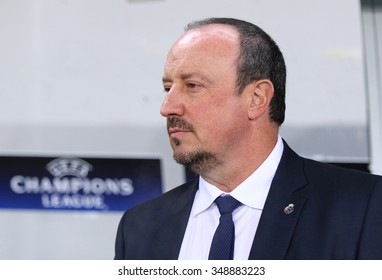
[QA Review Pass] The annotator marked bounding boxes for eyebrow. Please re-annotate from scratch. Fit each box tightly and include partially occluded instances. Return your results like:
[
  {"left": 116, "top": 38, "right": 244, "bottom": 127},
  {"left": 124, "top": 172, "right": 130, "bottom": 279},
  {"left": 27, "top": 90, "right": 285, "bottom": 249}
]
[
  {"left": 162, "top": 73, "right": 211, "bottom": 84},
  {"left": 162, "top": 77, "right": 171, "bottom": 83}
]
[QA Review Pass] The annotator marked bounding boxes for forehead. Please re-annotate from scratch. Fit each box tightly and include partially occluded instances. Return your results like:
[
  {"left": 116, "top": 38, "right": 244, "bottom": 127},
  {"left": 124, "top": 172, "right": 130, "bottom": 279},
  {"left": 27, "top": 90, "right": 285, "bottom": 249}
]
[
  {"left": 164, "top": 24, "right": 239, "bottom": 75},
  {"left": 176, "top": 24, "right": 239, "bottom": 53}
]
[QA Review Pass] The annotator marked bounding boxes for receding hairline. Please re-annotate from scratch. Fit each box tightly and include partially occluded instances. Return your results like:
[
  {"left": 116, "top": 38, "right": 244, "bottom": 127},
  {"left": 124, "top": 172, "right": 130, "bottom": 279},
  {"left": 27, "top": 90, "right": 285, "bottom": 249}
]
[{"left": 177, "top": 23, "right": 240, "bottom": 47}]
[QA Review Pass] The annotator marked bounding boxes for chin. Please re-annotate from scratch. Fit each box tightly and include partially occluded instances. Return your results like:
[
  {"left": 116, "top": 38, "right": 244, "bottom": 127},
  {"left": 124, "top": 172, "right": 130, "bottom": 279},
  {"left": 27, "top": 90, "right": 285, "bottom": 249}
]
[{"left": 173, "top": 150, "right": 221, "bottom": 175}]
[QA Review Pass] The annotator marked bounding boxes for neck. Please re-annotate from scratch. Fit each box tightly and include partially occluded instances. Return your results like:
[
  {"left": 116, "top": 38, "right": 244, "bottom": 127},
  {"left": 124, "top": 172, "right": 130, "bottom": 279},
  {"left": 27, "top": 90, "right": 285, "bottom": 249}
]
[{"left": 200, "top": 129, "right": 279, "bottom": 192}]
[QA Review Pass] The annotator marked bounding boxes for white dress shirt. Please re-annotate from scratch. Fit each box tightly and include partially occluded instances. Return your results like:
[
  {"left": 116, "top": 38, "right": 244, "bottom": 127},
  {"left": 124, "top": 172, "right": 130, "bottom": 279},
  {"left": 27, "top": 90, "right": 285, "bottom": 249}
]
[{"left": 178, "top": 136, "right": 284, "bottom": 260}]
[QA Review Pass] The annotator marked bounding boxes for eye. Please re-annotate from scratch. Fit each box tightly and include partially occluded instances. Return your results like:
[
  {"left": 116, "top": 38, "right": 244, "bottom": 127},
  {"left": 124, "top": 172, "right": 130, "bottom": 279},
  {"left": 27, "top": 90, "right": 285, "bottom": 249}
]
[
  {"left": 187, "top": 83, "right": 197, "bottom": 89},
  {"left": 187, "top": 82, "right": 203, "bottom": 91},
  {"left": 163, "top": 84, "right": 171, "bottom": 93}
]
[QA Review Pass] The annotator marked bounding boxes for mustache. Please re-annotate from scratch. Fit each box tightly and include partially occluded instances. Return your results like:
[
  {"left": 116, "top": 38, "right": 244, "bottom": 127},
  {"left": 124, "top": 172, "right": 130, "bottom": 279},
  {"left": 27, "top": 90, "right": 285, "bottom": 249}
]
[{"left": 167, "top": 117, "right": 194, "bottom": 132}]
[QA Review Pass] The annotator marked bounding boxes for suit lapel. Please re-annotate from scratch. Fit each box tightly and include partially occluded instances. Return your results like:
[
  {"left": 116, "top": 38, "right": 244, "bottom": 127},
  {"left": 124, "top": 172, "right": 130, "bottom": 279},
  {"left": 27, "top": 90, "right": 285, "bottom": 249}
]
[
  {"left": 150, "top": 180, "right": 198, "bottom": 259},
  {"left": 249, "top": 141, "right": 308, "bottom": 259}
]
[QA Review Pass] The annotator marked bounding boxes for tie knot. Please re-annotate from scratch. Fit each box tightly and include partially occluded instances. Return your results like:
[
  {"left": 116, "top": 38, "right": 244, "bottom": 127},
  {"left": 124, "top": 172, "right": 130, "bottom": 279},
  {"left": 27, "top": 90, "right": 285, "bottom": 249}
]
[{"left": 215, "top": 195, "right": 241, "bottom": 214}]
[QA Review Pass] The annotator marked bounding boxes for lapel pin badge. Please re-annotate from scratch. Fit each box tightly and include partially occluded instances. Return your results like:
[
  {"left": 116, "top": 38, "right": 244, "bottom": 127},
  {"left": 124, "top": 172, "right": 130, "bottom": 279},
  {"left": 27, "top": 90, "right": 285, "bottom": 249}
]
[{"left": 284, "top": 203, "right": 294, "bottom": 214}]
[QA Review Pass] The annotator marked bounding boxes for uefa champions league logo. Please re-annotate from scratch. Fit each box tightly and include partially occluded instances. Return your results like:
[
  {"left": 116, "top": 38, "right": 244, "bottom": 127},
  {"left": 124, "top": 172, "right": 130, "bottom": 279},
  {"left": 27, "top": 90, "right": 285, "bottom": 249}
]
[
  {"left": 46, "top": 158, "right": 93, "bottom": 178},
  {"left": 9, "top": 157, "right": 134, "bottom": 210}
]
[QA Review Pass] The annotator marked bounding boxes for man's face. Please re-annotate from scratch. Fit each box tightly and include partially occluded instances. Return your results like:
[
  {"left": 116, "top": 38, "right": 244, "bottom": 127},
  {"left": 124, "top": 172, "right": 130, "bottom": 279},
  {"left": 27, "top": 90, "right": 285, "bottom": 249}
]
[{"left": 160, "top": 25, "right": 249, "bottom": 174}]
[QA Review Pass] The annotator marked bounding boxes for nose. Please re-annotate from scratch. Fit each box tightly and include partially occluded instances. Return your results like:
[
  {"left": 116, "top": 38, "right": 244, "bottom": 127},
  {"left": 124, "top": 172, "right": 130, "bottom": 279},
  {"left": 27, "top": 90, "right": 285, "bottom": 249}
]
[{"left": 160, "top": 87, "right": 185, "bottom": 117}]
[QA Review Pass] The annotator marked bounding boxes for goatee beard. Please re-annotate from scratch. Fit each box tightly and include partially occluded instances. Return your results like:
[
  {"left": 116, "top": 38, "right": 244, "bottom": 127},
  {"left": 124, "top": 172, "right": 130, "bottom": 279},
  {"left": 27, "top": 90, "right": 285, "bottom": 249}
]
[
  {"left": 174, "top": 150, "right": 222, "bottom": 175},
  {"left": 167, "top": 116, "right": 221, "bottom": 174}
]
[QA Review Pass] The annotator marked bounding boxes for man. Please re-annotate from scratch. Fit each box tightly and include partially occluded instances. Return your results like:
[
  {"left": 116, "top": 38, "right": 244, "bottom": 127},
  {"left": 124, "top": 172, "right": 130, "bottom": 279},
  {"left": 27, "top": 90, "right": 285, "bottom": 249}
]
[{"left": 114, "top": 18, "right": 382, "bottom": 259}]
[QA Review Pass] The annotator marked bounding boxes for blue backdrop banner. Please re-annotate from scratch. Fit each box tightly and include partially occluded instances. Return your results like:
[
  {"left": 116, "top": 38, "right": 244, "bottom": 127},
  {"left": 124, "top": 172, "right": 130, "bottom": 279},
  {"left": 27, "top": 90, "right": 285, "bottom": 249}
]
[{"left": 0, "top": 156, "right": 162, "bottom": 212}]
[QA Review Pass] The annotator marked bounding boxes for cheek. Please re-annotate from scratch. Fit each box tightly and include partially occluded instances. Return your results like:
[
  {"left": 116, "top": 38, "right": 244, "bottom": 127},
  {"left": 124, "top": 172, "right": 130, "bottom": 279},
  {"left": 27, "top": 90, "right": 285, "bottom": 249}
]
[
  {"left": 191, "top": 93, "right": 246, "bottom": 135},
  {"left": 200, "top": 107, "right": 242, "bottom": 137}
]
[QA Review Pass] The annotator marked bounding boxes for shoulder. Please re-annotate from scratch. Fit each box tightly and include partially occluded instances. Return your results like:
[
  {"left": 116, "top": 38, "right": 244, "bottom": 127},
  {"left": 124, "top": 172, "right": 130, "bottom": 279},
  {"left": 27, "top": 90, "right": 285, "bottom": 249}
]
[
  {"left": 282, "top": 139, "right": 382, "bottom": 188},
  {"left": 298, "top": 155, "right": 382, "bottom": 217},
  {"left": 280, "top": 140, "right": 382, "bottom": 202},
  {"left": 114, "top": 180, "right": 198, "bottom": 259},
  {"left": 303, "top": 157, "right": 382, "bottom": 189},
  {"left": 120, "top": 179, "right": 198, "bottom": 223}
]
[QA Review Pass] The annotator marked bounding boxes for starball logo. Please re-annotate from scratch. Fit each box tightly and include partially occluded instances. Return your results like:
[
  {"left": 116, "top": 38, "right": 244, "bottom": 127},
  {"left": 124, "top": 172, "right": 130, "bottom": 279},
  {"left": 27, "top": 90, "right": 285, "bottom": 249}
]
[{"left": 9, "top": 157, "right": 134, "bottom": 210}]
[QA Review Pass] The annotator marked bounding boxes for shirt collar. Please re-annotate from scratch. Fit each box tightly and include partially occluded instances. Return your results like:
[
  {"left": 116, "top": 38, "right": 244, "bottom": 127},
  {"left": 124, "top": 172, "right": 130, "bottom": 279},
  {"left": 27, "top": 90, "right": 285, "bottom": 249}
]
[{"left": 191, "top": 135, "right": 284, "bottom": 216}]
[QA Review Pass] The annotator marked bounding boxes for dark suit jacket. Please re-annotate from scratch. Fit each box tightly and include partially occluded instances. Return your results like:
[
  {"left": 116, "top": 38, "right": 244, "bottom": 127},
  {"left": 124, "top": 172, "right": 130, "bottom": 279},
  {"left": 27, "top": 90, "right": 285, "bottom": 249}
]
[{"left": 114, "top": 141, "right": 382, "bottom": 259}]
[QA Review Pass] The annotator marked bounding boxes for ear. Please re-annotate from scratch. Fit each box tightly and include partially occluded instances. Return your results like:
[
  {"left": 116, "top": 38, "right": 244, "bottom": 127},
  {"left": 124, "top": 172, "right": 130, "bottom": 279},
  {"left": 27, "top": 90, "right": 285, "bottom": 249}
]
[{"left": 246, "top": 79, "right": 274, "bottom": 120}]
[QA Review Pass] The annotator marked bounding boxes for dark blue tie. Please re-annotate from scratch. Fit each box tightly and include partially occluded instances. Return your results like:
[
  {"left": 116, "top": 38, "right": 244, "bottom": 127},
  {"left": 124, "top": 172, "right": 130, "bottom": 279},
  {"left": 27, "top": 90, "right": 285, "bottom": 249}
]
[{"left": 208, "top": 195, "right": 241, "bottom": 260}]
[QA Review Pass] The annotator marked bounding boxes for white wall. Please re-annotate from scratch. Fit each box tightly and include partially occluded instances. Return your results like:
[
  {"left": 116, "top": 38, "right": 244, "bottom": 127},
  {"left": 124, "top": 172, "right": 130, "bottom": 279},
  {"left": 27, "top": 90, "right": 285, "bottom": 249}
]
[
  {"left": 0, "top": 0, "right": 368, "bottom": 259},
  {"left": 362, "top": 0, "right": 382, "bottom": 175}
]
